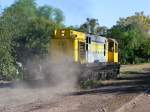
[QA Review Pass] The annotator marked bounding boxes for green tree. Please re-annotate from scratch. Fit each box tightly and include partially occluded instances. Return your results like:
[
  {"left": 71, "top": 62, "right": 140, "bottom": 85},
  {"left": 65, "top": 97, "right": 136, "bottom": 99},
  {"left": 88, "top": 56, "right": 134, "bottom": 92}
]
[
  {"left": 53, "top": 8, "right": 64, "bottom": 27},
  {"left": 134, "top": 38, "right": 150, "bottom": 62},
  {"left": 108, "top": 12, "right": 150, "bottom": 64},
  {"left": 66, "top": 25, "right": 79, "bottom": 30},
  {"left": 79, "top": 18, "right": 107, "bottom": 35},
  {"left": 0, "top": 15, "right": 16, "bottom": 80},
  {"left": 37, "top": 6, "right": 64, "bottom": 28},
  {"left": 0, "top": 0, "right": 65, "bottom": 80},
  {"left": 79, "top": 18, "right": 98, "bottom": 34}
]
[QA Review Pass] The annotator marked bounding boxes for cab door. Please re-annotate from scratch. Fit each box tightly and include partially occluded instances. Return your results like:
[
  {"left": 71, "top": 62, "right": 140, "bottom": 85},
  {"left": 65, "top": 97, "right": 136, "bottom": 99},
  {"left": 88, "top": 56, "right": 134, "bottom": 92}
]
[
  {"left": 108, "top": 39, "right": 118, "bottom": 63},
  {"left": 108, "top": 41, "right": 114, "bottom": 62}
]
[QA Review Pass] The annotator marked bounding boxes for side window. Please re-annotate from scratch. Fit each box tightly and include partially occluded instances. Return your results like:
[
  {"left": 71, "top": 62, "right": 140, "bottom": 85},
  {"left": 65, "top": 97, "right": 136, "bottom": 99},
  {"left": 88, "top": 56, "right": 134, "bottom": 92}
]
[
  {"left": 115, "top": 43, "right": 118, "bottom": 52},
  {"left": 86, "top": 37, "right": 88, "bottom": 43},
  {"left": 104, "top": 44, "right": 106, "bottom": 56},
  {"left": 86, "top": 44, "right": 88, "bottom": 51},
  {"left": 89, "top": 37, "right": 91, "bottom": 44},
  {"left": 86, "top": 37, "right": 91, "bottom": 44}
]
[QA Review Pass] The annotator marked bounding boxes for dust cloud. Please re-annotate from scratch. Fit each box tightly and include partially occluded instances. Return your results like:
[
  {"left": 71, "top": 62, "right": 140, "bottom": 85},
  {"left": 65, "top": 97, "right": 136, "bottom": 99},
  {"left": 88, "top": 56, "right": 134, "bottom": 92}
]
[
  {"left": 0, "top": 55, "right": 80, "bottom": 111},
  {"left": 22, "top": 55, "right": 79, "bottom": 92}
]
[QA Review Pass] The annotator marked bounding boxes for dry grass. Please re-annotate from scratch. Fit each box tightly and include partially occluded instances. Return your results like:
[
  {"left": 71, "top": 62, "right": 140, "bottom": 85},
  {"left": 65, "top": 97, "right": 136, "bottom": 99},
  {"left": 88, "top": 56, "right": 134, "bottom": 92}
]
[
  {"left": 82, "top": 63, "right": 150, "bottom": 89},
  {"left": 120, "top": 63, "right": 150, "bottom": 73}
]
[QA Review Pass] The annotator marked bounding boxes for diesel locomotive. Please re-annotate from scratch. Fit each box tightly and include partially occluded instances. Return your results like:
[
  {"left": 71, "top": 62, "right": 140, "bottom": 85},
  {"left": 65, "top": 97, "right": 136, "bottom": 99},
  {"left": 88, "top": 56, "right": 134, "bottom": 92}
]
[{"left": 50, "top": 29, "right": 120, "bottom": 81}]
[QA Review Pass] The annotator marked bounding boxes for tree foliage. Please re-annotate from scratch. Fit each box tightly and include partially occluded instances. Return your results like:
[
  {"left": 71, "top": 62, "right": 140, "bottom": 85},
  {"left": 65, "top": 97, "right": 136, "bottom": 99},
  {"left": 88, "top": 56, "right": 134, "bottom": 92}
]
[
  {"left": 0, "top": 0, "right": 64, "bottom": 80},
  {"left": 108, "top": 12, "right": 150, "bottom": 64},
  {"left": 0, "top": 18, "right": 16, "bottom": 80},
  {"left": 79, "top": 18, "right": 107, "bottom": 35}
]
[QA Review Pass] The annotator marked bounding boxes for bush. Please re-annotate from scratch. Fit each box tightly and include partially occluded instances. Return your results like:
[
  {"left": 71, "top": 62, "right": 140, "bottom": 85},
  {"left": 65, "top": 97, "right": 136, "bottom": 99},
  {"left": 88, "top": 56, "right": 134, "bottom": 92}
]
[{"left": 80, "top": 80, "right": 103, "bottom": 89}]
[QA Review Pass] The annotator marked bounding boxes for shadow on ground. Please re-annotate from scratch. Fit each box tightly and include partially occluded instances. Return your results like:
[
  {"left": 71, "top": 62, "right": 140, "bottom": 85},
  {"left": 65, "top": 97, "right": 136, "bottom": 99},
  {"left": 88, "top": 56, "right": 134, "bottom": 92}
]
[{"left": 0, "top": 68, "right": 150, "bottom": 95}]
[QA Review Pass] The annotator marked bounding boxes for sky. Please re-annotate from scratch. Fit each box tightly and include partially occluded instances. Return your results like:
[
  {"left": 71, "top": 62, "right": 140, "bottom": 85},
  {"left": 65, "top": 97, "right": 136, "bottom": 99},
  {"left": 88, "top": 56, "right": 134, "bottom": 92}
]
[{"left": 0, "top": 0, "right": 150, "bottom": 28}]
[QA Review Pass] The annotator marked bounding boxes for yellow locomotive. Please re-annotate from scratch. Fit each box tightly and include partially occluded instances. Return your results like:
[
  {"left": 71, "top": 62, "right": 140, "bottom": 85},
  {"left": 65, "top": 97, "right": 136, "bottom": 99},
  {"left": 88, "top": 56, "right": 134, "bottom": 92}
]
[{"left": 50, "top": 29, "right": 120, "bottom": 80}]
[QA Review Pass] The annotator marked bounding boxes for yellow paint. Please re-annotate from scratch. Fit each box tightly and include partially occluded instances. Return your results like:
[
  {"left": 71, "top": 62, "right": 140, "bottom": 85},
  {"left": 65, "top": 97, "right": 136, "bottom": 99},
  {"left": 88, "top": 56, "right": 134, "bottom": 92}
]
[
  {"left": 90, "top": 42, "right": 96, "bottom": 52},
  {"left": 96, "top": 44, "right": 104, "bottom": 52},
  {"left": 114, "top": 42, "right": 118, "bottom": 62},
  {"left": 108, "top": 52, "right": 114, "bottom": 62},
  {"left": 114, "top": 52, "right": 118, "bottom": 62},
  {"left": 51, "top": 29, "right": 86, "bottom": 63},
  {"left": 71, "top": 30, "right": 86, "bottom": 42},
  {"left": 54, "top": 29, "right": 86, "bottom": 42},
  {"left": 108, "top": 39, "right": 118, "bottom": 63},
  {"left": 105, "top": 41, "right": 108, "bottom": 62},
  {"left": 90, "top": 42, "right": 104, "bottom": 53},
  {"left": 50, "top": 39, "right": 74, "bottom": 61},
  {"left": 74, "top": 39, "right": 78, "bottom": 62}
]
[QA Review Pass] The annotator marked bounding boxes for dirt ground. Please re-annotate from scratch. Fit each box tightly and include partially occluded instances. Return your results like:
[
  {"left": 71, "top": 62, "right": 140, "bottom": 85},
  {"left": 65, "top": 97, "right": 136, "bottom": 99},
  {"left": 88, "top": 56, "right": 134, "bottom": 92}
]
[
  {"left": 115, "top": 93, "right": 150, "bottom": 112},
  {"left": 0, "top": 63, "right": 150, "bottom": 112}
]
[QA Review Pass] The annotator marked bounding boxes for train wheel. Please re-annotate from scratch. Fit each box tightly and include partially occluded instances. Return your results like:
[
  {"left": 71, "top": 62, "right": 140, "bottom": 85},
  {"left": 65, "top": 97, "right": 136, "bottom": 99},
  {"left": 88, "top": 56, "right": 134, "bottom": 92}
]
[
  {"left": 101, "top": 72, "right": 106, "bottom": 80},
  {"left": 112, "top": 70, "right": 118, "bottom": 79},
  {"left": 97, "top": 72, "right": 102, "bottom": 80}
]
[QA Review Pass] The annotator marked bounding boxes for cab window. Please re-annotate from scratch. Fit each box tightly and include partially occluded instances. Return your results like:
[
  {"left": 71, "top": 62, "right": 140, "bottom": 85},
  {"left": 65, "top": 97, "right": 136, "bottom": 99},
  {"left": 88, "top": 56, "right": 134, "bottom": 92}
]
[
  {"left": 108, "top": 42, "right": 114, "bottom": 52},
  {"left": 104, "top": 44, "right": 106, "bottom": 56},
  {"left": 86, "top": 37, "right": 91, "bottom": 44}
]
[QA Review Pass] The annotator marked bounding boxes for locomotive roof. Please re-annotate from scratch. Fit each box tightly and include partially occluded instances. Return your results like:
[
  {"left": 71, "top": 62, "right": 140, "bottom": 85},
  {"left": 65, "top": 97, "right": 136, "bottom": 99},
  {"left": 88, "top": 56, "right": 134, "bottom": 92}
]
[
  {"left": 86, "top": 34, "right": 118, "bottom": 44},
  {"left": 96, "top": 36, "right": 107, "bottom": 43},
  {"left": 86, "top": 34, "right": 107, "bottom": 43},
  {"left": 108, "top": 38, "right": 118, "bottom": 44}
]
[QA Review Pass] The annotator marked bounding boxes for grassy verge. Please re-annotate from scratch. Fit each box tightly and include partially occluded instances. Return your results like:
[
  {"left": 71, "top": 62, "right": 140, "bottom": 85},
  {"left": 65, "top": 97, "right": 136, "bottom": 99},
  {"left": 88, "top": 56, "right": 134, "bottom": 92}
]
[
  {"left": 120, "top": 63, "right": 150, "bottom": 73},
  {"left": 80, "top": 80, "right": 103, "bottom": 89}
]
